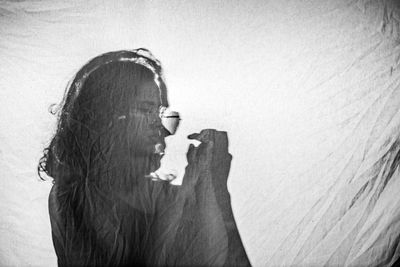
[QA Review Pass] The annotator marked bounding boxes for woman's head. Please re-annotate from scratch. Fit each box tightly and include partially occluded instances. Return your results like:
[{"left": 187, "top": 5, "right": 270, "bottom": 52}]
[{"left": 39, "top": 49, "right": 176, "bottom": 186}]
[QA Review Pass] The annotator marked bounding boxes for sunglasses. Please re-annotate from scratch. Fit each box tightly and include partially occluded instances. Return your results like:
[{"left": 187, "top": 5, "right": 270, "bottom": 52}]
[
  {"left": 159, "top": 106, "right": 180, "bottom": 135},
  {"left": 126, "top": 105, "right": 181, "bottom": 136}
]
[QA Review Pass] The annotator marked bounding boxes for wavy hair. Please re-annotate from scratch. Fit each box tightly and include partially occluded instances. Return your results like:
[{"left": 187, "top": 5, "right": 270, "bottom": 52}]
[
  {"left": 38, "top": 49, "right": 171, "bottom": 265},
  {"left": 38, "top": 48, "right": 168, "bottom": 187}
]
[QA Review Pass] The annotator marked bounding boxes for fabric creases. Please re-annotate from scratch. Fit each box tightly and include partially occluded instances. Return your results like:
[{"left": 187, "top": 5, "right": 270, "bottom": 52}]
[{"left": 48, "top": 129, "right": 251, "bottom": 266}]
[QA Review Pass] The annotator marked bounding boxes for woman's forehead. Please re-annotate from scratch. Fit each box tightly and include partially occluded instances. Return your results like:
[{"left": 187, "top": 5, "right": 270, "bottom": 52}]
[{"left": 135, "top": 80, "right": 161, "bottom": 106}]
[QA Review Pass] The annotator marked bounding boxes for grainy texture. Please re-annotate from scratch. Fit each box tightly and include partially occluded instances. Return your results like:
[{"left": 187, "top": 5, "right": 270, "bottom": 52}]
[
  {"left": 49, "top": 129, "right": 251, "bottom": 266},
  {"left": 1, "top": 1, "right": 400, "bottom": 266}
]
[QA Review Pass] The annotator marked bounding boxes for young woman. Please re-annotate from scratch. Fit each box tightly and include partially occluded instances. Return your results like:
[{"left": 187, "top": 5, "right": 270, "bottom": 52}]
[{"left": 39, "top": 48, "right": 250, "bottom": 267}]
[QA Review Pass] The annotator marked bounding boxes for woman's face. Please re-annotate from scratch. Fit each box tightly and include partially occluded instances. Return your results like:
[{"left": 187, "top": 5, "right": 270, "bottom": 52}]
[{"left": 130, "top": 80, "right": 166, "bottom": 156}]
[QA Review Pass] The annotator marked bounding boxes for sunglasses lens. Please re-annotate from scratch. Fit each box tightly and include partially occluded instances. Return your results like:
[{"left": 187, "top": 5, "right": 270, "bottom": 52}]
[
  {"left": 161, "top": 116, "right": 180, "bottom": 135},
  {"left": 160, "top": 108, "right": 180, "bottom": 135}
]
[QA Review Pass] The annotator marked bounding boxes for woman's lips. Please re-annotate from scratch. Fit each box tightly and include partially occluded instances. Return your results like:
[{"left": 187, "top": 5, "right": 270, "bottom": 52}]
[
  {"left": 154, "top": 143, "right": 165, "bottom": 154},
  {"left": 147, "top": 130, "right": 166, "bottom": 155}
]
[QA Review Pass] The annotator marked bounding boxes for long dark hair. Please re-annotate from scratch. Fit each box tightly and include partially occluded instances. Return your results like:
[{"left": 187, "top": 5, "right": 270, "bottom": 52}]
[
  {"left": 39, "top": 49, "right": 170, "bottom": 265},
  {"left": 38, "top": 49, "right": 168, "bottom": 186}
]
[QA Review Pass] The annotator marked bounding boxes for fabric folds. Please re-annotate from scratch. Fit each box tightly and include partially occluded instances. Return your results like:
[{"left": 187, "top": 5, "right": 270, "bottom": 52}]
[{"left": 49, "top": 129, "right": 251, "bottom": 266}]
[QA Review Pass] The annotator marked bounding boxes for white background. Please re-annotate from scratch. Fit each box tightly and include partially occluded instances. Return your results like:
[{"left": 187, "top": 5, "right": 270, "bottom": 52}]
[{"left": 1, "top": 0, "right": 400, "bottom": 266}]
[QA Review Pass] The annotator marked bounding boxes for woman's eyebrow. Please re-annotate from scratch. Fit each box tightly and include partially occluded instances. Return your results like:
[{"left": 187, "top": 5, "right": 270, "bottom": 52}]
[{"left": 139, "top": 100, "right": 158, "bottom": 107}]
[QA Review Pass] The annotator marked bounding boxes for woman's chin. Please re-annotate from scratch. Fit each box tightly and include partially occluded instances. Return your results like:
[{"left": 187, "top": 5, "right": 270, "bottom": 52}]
[{"left": 133, "top": 142, "right": 164, "bottom": 173}]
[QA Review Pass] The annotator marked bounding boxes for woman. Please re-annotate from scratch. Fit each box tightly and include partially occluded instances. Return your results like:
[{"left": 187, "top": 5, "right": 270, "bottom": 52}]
[
  {"left": 39, "top": 49, "right": 183, "bottom": 266},
  {"left": 39, "top": 48, "right": 250, "bottom": 267}
]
